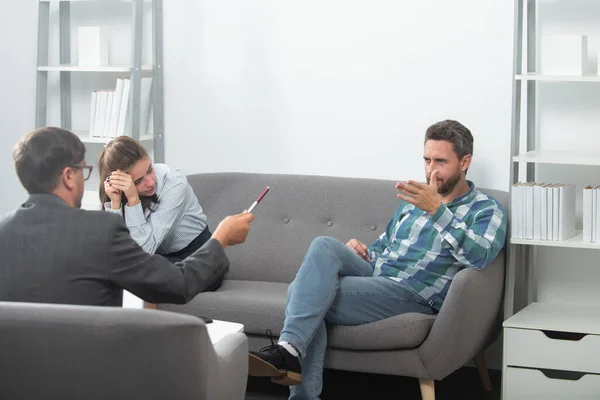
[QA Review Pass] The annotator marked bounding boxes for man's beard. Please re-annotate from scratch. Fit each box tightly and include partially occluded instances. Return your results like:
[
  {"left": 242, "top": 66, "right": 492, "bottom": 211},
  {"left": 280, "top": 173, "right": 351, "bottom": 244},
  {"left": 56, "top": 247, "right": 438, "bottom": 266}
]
[{"left": 427, "top": 171, "right": 461, "bottom": 195}]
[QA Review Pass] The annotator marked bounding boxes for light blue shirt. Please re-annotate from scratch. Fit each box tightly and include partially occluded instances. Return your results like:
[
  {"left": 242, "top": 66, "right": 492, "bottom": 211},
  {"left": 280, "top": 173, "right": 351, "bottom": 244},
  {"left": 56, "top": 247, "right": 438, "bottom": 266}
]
[{"left": 105, "top": 163, "right": 208, "bottom": 255}]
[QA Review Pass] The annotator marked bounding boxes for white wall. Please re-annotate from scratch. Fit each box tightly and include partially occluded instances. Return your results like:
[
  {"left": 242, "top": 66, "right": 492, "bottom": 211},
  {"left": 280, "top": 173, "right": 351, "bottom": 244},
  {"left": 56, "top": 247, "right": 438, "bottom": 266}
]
[
  {"left": 0, "top": 0, "right": 37, "bottom": 213},
  {"left": 163, "top": 0, "right": 514, "bottom": 191}
]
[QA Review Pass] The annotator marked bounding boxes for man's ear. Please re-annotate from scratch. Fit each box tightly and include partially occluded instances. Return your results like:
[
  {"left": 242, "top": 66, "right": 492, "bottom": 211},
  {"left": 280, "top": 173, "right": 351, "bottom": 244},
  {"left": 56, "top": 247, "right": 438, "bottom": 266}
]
[
  {"left": 461, "top": 154, "right": 472, "bottom": 172},
  {"left": 61, "top": 167, "right": 76, "bottom": 190}
]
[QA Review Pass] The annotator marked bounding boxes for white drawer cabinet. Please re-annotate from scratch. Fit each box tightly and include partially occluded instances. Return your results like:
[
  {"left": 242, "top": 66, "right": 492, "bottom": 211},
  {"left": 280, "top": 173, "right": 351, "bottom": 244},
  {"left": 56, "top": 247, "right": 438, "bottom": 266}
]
[
  {"left": 503, "top": 303, "right": 600, "bottom": 399},
  {"left": 505, "top": 367, "right": 600, "bottom": 400},
  {"left": 505, "top": 328, "right": 600, "bottom": 373}
]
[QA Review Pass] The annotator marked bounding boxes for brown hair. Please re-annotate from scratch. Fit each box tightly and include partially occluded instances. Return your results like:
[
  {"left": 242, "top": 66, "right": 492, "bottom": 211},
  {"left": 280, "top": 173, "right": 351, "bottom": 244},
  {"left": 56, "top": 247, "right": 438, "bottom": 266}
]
[
  {"left": 424, "top": 120, "right": 473, "bottom": 174},
  {"left": 98, "top": 136, "right": 158, "bottom": 212},
  {"left": 13, "top": 127, "right": 86, "bottom": 194}
]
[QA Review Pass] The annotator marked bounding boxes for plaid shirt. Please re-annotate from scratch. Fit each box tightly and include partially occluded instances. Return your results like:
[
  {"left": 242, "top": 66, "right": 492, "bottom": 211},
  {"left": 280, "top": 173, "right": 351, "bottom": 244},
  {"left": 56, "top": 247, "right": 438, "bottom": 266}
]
[{"left": 368, "top": 181, "right": 506, "bottom": 311}]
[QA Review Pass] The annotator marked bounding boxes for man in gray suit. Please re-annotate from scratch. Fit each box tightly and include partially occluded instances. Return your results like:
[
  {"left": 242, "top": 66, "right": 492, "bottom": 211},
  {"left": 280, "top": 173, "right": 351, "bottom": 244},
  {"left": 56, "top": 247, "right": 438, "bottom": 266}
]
[{"left": 0, "top": 127, "right": 254, "bottom": 306}]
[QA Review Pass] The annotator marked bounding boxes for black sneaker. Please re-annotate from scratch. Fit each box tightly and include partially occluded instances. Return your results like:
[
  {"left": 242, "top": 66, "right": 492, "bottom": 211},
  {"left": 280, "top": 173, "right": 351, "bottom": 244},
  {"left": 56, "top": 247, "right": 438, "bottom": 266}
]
[{"left": 248, "top": 330, "right": 302, "bottom": 386}]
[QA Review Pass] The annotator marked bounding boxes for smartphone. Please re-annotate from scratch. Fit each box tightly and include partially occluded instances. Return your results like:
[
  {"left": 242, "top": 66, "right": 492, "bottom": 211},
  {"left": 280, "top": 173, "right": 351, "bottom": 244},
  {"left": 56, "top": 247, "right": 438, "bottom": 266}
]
[{"left": 247, "top": 186, "right": 270, "bottom": 213}]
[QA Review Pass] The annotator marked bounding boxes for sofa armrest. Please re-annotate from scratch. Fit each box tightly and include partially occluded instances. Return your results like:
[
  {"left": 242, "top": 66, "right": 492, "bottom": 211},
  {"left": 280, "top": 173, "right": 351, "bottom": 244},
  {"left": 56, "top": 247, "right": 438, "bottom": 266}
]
[
  {"left": 206, "top": 332, "right": 249, "bottom": 400},
  {"left": 418, "top": 251, "right": 505, "bottom": 380}
]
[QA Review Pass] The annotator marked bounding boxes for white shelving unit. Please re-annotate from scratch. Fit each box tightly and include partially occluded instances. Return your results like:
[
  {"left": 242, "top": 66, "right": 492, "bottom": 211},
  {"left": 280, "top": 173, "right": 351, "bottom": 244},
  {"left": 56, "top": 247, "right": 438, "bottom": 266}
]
[
  {"left": 503, "top": 1, "right": 600, "bottom": 398},
  {"left": 513, "top": 150, "right": 600, "bottom": 166},
  {"left": 78, "top": 133, "right": 154, "bottom": 144},
  {"left": 511, "top": 231, "right": 600, "bottom": 250},
  {"left": 516, "top": 73, "right": 600, "bottom": 82},
  {"left": 34, "top": 0, "right": 165, "bottom": 189}
]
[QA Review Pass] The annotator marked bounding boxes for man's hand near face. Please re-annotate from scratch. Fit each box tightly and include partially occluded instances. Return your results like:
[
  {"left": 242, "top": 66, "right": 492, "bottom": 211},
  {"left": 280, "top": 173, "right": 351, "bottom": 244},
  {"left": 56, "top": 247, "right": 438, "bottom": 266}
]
[{"left": 395, "top": 170, "right": 443, "bottom": 215}]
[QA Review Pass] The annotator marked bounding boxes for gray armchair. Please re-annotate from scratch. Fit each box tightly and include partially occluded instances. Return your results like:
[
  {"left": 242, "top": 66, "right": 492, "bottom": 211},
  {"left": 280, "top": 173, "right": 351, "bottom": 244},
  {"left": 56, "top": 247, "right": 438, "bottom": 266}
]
[
  {"left": 0, "top": 302, "right": 248, "bottom": 400},
  {"left": 324, "top": 248, "right": 504, "bottom": 399}
]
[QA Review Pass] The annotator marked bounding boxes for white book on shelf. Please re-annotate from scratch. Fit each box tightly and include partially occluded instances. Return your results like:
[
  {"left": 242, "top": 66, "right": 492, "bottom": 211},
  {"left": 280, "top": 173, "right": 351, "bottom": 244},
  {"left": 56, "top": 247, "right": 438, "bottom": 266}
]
[
  {"left": 533, "top": 184, "right": 542, "bottom": 240},
  {"left": 583, "top": 186, "right": 593, "bottom": 243},
  {"left": 567, "top": 184, "right": 577, "bottom": 240},
  {"left": 545, "top": 184, "right": 553, "bottom": 241},
  {"left": 552, "top": 184, "right": 560, "bottom": 241},
  {"left": 93, "top": 91, "right": 102, "bottom": 137},
  {"left": 89, "top": 91, "right": 98, "bottom": 138},
  {"left": 525, "top": 182, "right": 535, "bottom": 240},
  {"left": 94, "top": 91, "right": 109, "bottom": 139},
  {"left": 103, "top": 91, "right": 114, "bottom": 138},
  {"left": 540, "top": 184, "right": 548, "bottom": 241},
  {"left": 590, "top": 186, "right": 598, "bottom": 242},
  {"left": 558, "top": 184, "right": 576, "bottom": 241},
  {"left": 108, "top": 79, "right": 125, "bottom": 138},
  {"left": 116, "top": 79, "right": 131, "bottom": 136}
]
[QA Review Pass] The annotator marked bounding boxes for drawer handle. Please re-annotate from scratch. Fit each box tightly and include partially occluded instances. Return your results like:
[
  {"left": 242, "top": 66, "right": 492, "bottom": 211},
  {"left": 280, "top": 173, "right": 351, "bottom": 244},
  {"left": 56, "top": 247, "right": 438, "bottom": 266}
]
[
  {"left": 542, "top": 330, "right": 587, "bottom": 341},
  {"left": 537, "top": 368, "right": 587, "bottom": 382}
]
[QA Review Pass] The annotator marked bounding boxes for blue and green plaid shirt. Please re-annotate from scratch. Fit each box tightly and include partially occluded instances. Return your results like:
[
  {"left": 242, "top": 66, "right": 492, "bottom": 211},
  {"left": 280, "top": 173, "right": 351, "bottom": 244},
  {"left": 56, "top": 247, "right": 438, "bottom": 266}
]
[{"left": 368, "top": 181, "right": 506, "bottom": 311}]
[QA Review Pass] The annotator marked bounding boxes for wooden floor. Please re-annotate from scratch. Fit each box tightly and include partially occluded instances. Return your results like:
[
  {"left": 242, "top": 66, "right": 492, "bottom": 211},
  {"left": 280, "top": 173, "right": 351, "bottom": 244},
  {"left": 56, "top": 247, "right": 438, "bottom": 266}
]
[{"left": 245, "top": 366, "right": 501, "bottom": 400}]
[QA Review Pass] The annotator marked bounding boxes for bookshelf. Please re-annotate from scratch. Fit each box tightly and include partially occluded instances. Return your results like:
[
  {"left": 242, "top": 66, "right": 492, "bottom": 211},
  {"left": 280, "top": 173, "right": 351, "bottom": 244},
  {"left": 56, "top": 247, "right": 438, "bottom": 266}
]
[
  {"left": 34, "top": 0, "right": 164, "bottom": 191},
  {"left": 503, "top": 0, "right": 600, "bottom": 398},
  {"left": 38, "top": 64, "right": 153, "bottom": 72}
]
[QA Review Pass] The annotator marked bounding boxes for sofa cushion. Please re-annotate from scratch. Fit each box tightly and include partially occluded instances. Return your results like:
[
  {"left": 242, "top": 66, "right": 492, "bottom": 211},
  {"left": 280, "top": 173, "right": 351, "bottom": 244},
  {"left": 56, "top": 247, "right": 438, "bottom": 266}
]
[
  {"left": 328, "top": 313, "right": 436, "bottom": 350},
  {"left": 160, "top": 280, "right": 288, "bottom": 336},
  {"left": 161, "top": 280, "right": 437, "bottom": 350}
]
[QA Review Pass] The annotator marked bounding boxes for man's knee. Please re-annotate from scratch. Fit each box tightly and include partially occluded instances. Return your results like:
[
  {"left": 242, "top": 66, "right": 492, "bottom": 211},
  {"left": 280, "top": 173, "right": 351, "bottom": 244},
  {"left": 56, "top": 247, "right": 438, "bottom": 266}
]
[{"left": 309, "top": 236, "right": 342, "bottom": 253}]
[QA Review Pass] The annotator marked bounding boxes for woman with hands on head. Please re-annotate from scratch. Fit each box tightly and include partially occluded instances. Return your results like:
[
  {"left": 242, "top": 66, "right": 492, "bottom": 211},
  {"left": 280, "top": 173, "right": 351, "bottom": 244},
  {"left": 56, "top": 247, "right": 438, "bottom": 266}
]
[{"left": 98, "top": 137, "right": 225, "bottom": 289}]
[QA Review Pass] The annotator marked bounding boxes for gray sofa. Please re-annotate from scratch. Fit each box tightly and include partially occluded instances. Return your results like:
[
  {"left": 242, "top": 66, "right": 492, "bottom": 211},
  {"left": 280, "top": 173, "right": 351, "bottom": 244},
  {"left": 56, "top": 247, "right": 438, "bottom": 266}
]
[
  {"left": 160, "top": 172, "right": 507, "bottom": 398},
  {"left": 0, "top": 302, "right": 248, "bottom": 400}
]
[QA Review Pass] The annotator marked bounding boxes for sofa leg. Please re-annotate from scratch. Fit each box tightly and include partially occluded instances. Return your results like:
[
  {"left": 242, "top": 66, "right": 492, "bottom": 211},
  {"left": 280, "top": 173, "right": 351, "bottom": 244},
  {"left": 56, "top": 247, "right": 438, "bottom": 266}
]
[
  {"left": 474, "top": 350, "right": 492, "bottom": 392},
  {"left": 418, "top": 378, "right": 435, "bottom": 400},
  {"left": 144, "top": 302, "right": 157, "bottom": 310}
]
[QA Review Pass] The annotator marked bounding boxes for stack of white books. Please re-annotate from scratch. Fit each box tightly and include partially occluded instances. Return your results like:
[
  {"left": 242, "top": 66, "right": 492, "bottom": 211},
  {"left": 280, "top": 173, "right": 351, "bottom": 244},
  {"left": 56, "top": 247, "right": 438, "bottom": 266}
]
[
  {"left": 582, "top": 186, "right": 600, "bottom": 243},
  {"left": 89, "top": 77, "right": 153, "bottom": 139},
  {"left": 511, "top": 182, "right": 576, "bottom": 241}
]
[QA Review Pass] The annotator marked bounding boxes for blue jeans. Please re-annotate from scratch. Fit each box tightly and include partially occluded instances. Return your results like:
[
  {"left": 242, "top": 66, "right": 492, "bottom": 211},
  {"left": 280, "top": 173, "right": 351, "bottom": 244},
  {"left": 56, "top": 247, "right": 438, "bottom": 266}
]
[{"left": 279, "top": 236, "right": 436, "bottom": 400}]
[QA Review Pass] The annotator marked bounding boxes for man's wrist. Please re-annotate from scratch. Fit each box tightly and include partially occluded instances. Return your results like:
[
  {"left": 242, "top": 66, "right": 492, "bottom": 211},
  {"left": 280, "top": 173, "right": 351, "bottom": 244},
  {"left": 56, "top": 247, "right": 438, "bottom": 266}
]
[
  {"left": 428, "top": 200, "right": 442, "bottom": 215},
  {"left": 211, "top": 232, "right": 228, "bottom": 248}
]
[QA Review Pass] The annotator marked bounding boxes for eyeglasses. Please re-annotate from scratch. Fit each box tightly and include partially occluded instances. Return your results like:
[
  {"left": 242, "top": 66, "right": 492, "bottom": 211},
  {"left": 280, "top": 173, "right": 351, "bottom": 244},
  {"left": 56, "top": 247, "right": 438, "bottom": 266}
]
[{"left": 70, "top": 164, "right": 94, "bottom": 181}]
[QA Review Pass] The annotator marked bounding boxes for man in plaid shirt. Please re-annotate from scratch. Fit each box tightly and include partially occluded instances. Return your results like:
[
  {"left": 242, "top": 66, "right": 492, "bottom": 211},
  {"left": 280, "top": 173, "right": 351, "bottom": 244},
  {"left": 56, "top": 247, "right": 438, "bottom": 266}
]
[{"left": 249, "top": 120, "right": 507, "bottom": 399}]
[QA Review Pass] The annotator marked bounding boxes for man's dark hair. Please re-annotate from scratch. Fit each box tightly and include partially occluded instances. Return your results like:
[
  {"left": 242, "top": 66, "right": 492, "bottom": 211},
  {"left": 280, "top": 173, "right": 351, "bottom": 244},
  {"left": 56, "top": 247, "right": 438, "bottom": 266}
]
[
  {"left": 13, "top": 127, "right": 86, "bottom": 194},
  {"left": 424, "top": 120, "right": 474, "bottom": 159}
]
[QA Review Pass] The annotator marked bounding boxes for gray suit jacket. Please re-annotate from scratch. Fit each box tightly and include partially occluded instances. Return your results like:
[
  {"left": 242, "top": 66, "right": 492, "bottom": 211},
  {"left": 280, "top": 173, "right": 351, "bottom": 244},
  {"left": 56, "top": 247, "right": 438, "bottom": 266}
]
[{"left": 0, "top": 194, "right": 229, "bottom": 306}]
